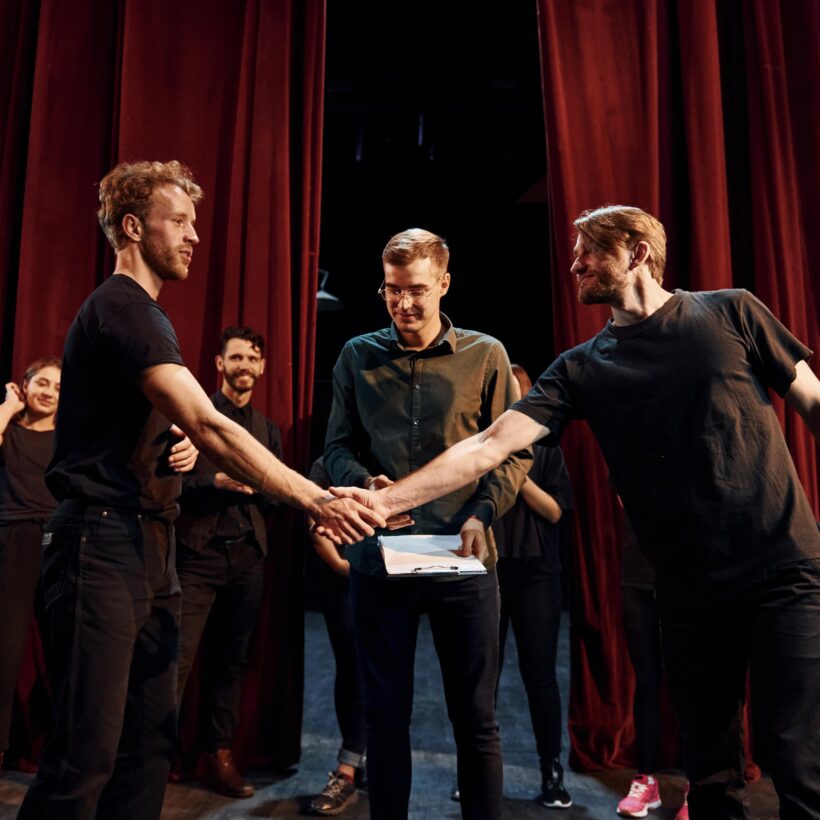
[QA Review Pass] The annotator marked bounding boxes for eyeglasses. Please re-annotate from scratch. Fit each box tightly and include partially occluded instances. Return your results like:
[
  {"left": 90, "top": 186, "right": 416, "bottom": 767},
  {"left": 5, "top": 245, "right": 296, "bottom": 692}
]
[{"left": 377, "top": 275, "right": 443, "bottom": 304}]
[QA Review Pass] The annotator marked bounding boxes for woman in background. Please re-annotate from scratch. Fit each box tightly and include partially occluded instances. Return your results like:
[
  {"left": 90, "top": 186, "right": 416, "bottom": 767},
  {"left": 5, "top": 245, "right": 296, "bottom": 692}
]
[
  {"left": 495, "top": 363, "right": 573, "bottom": 810},
  {"left": 0, "top": 356, "right": 61, "bottom": 772}
]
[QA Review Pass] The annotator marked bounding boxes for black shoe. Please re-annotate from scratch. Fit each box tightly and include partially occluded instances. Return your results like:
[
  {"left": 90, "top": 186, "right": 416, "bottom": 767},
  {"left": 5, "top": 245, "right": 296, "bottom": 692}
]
[
  {"left": 450, "top": 782, "right": 460, "bottom": 802},
  {"left": 540, "top": 758, "right": 572, "bottom": 809},
  {"left": 310, "top": 771, "right": 358, "bottom": 816}
]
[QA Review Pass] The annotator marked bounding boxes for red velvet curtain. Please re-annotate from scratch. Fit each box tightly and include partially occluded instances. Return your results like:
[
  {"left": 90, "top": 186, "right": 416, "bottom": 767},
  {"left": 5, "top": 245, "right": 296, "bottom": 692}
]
[
  {"left": 1, "top": 0, "right": 326, "bottom": 772},
  {"left": 536, "top": 0, "right": 819, "bottom": 771}
]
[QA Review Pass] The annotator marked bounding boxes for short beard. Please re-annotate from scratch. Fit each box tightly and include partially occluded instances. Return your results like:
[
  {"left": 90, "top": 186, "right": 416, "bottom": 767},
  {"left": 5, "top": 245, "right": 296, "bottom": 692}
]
[
  {"left": 577, "top": 263, "right": 626, "bottom": 305},
  {"left": 142, "top": 233, "right": 187, "bottom": 281},
  {"left": 225, "top": 371, "right": 257, "bottom": 394}
]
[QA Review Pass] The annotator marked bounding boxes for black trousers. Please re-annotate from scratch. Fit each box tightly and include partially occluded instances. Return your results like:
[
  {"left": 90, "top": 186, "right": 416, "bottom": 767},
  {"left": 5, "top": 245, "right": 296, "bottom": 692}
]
[
  {"left": 497, "top": 556, "right": 563, "bottom": 774},
  {"left": 18, "top": 502, "right": 180, "bottom": 820},
  {"left": 660, "top": 559, "right": 820, "bottom": 820},
  {"left": 176, "top": 533, "right": 264, "bottom": 751},
  {"left": 0, "top": 520, "right": 45, "bottom": 753},
  {"left": 621, "top": 585, "right": 663, "bottom": 774},
  {"left": 350, "top": 567, "right": 502, "bottom": 820},
  {"left": 317, "top": 566, "right": 366, "bottom": 764}
]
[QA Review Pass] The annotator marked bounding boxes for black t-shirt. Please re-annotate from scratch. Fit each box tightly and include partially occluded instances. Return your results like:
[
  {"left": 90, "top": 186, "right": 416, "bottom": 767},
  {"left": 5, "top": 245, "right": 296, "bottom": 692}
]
[
  {"left": 513, "top": 289, "right": 820, "bottom": 603},
  {"left": 46, "top": 275, "right": 185, "bottom": 518},
  {"left": 493, "top": 445, "right": 572, "bottom": 568},
  {"left": 0, "top": 424, "right": 56, "bottom": 523}
]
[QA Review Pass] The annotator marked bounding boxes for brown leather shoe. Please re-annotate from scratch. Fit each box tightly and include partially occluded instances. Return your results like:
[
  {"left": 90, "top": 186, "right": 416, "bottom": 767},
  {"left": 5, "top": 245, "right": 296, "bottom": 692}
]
[{"left": 197, "top": 748, "right": 254, "bottom": 798}]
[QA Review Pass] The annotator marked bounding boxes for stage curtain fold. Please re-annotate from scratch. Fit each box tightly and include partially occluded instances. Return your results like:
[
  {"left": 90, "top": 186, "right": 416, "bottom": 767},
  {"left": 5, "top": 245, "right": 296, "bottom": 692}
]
[
  {"left": 536, "top": 0, "right": 819, "bottom": 771},
  {"left": 1, "top": 0, "right": 326, "bottom": 773}
]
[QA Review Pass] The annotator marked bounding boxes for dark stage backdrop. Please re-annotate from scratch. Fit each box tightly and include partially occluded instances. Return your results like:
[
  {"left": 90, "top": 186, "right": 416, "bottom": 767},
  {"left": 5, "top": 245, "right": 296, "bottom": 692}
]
[
  {"left": 2, "top": 0, "right": 819, "bottom": 784},
  {"left": 536, "top": 0, "right": 820, "bottom": 770},
  {"left": 1, "top": 0, "right": 326, "bottom": 772}
]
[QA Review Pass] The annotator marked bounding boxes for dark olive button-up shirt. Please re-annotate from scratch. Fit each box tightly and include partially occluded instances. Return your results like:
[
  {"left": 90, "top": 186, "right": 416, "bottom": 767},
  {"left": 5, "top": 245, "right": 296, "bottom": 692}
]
[{"left": 324, "top": 315, "right": 532, "bottom": 575}]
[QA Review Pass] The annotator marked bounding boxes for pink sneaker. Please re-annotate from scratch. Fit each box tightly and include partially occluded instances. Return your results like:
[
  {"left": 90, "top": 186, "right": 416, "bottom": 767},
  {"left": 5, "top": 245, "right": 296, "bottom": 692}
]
[
  {"left": 617, "top": 775, "right": 662, "bottom": 817},
  {"left": 674, "top": 784, "right": 689, "bottom": 820}
]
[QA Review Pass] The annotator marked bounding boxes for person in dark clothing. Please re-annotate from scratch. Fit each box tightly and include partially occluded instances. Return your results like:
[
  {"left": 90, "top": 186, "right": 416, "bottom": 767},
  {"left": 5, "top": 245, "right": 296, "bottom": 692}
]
[
  {"left": 324, "top": 228, "right": 531, "bottom": 820},
  {"left": 494, "top": 364, "right": 573, "bottom": 810},
  {"left": 616, "top": 510, "right": 687, "bottom": 819},
  {"left": 332, "top": 205, "right": 820, "bottom": 820},
  {"left": 0, "top": 357, "right": 60, "bottom": 773},
  {"left": 16, "top": 160, "right": 384, "bottom": 820},
  {"left": 307, "top": 456, "right": 367, "bottom": 817},
  {"left": 175, "top": 326, "right": 282, "bottom": 798}
]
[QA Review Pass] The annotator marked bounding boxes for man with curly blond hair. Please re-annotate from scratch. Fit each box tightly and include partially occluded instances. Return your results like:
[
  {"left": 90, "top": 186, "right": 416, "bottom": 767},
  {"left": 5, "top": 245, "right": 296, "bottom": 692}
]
[{"left": 17, "top": 161, "right": 384, "bottom": 820}]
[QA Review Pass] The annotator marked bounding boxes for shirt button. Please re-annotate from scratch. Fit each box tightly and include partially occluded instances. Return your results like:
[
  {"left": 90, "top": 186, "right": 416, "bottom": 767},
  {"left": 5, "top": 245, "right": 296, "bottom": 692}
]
[
  {"left": 414, "top": 384, "right": 421, "bottom": 390},
  {"left": 412, "top": 419, "right": 419, "bottom": 426}
]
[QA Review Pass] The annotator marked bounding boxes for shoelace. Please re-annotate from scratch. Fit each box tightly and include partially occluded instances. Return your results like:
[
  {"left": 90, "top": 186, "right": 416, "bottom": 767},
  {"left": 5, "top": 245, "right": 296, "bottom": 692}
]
[
  {"left": 323, "top": 773, "right": 352, "bottom": 799},
  {"left": 627, "top": 780, "right": 651, "bottom": 799}
]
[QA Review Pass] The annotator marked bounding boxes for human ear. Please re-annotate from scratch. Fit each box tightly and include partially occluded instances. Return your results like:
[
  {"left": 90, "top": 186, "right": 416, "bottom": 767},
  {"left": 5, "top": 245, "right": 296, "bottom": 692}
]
[{"left": 122, "top": 214, "right": 142, "bottom": 242}]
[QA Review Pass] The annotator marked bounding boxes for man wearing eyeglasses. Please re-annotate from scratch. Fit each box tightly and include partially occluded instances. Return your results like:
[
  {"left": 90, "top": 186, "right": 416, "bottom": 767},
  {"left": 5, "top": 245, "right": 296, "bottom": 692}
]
[{"left": 323, "top": 228, "right": 531, "bottom": 820}]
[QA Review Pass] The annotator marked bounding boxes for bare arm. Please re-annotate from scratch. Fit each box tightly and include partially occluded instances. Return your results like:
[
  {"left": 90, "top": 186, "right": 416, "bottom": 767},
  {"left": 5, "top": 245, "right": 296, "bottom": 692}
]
[
  {"left": 785, "top": 360, "right": 820, "bottom": 441},
  {"left": 0, "top": 383, "right": 25, "bottom": 445},
  {"left": 308, "top": 515, "right": 351, "bottom": 577},
  {"left": 519, "top": 477, "right": 563, "bottom": 523},
  {"left": 332, "top": 409, "right": 550, "bottom": 518},
  {"left": 139, "top": 363, "right": 385, "bottom": 542}
]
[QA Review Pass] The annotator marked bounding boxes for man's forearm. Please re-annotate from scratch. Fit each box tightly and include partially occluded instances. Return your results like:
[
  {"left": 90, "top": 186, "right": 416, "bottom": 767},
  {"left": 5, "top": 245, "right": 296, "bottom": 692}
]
[
  {"left": 785, "top": 361, "right": 820, "bottom": 442},
  {"left": 379, "top": 409, "right": 548, "bottom": 517},
  {"left": 192, "top": 414, "right": 327, "bottom": 516},
  {"left": 381, "top": 432, "right": 505, "bottom": 516},
  {"left": 141, "top": 364, "right": 327, "bottom": 517}
]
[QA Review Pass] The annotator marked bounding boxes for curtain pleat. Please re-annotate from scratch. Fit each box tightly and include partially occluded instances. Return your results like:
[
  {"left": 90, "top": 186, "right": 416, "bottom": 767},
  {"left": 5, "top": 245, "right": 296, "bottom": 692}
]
[
  {"left": 536, "top": 0, "right": 819, "bottom": 770},
  {"left": 2, "top": 0, "right": 325, "bottom": 771}
]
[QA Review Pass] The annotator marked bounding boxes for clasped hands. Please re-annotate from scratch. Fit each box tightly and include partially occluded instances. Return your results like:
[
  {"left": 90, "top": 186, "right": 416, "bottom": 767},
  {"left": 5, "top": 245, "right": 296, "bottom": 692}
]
[{"left": 313, "top": 474, "right": 488, "bottom": 561}]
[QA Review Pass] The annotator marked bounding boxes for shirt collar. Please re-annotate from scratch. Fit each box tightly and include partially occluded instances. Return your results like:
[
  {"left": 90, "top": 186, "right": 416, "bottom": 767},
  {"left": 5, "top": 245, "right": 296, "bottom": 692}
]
[
  {"left": 212, "top": 390, "right": 252, "bottom": 418},
  {"left": 388, "top": 313, "right": 457, "bottom": 354}
]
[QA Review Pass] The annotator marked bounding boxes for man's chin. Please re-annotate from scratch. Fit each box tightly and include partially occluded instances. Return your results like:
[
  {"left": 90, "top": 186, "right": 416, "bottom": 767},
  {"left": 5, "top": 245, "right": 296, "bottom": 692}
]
[
  {"left": 159, "top": 267, "right": 189, "bottom": 283},
  {"left": 578, "top": 287, "right": 612, "bottom": 306},
  {"left": 227, "top": 379, "right": 255, "bottom": 394}
]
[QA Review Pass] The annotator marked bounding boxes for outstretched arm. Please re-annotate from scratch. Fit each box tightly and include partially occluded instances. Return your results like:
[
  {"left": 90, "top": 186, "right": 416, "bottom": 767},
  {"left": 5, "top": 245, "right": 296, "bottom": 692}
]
[
  {"left": 332, "top": 409, "right": 550, "bottom": 519},
  {"left": 785, "top": 360, "right": 820, "bottom": 441},
  {"left": 139, "top": 363, "right": 385, "bottom": 543}
]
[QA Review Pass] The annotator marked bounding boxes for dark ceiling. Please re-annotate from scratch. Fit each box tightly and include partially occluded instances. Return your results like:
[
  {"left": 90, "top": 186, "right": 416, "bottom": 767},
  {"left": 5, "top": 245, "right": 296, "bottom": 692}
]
[{"left": 312, "top": 1, "right": 552, "bottom": 455}]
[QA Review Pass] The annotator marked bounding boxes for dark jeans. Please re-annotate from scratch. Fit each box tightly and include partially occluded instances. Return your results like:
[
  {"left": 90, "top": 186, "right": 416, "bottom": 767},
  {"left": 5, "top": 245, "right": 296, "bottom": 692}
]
[
  {"left": 621, "top": 585, "right": 663, "bottom": 774},
  {"left": 176, "top": 533, "right": 264, "bottom": 751},
  {"left": 660, "top": 559, "right": 820, "bottom": 820},
  {"left": 497, "top": 557, "right": 563, "bottom": 774},
  {"left": 317, "top": 566, "right": 366, "bottom": 764},
  {"left": 350, "top": 567, "right": 502, "bottom": 820},
  {"left": 17, "top": 502, "right": 180, "bottom": 820},
  {"left": 0, "top": 521, "right": 45, "bottom": 753}
]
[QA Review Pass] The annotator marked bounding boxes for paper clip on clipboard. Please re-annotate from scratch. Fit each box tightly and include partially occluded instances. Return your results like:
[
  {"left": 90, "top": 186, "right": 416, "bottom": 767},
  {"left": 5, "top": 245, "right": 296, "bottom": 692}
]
[{"left": 378, "top": 534, "right": 488, "bottom": 578}]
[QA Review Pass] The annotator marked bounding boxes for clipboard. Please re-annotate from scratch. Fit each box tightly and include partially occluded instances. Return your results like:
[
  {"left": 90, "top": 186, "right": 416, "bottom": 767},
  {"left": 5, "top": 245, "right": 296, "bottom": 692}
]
[{"left": 378, "top": 534, "right": 488, "bottom": 577}]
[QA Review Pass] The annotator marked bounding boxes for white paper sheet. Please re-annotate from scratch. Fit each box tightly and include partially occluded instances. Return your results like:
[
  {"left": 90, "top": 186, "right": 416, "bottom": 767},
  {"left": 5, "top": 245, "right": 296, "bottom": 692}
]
[{"left": 378, "top": 534, "right": 488, "bottom": 576}]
